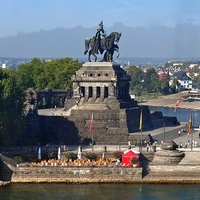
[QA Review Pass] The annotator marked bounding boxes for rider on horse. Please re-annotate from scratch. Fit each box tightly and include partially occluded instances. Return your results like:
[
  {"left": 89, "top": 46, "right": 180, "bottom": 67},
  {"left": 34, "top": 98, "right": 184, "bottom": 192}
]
[
  {"left": 95, "top": 21, "right": 106, "bottom": 54},
  {"left": 84, "top": 21, "right": 121, "bottom": 62}
]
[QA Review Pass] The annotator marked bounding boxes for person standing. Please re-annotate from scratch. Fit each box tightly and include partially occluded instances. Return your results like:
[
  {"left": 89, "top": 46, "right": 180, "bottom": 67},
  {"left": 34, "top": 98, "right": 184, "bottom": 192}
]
[{"left": 146, "top": 142, "right": 150, "bottom": 152}]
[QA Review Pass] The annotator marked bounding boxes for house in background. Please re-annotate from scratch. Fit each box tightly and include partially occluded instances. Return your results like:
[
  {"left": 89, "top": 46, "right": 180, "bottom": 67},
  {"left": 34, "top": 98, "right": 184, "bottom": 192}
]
[{"left": 169, "top": 72, "right": 192, "bottom": 90}]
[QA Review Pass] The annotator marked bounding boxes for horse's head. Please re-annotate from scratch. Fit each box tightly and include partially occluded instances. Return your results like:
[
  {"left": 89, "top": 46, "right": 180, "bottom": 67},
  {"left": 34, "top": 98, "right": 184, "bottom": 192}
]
[{"left": 114, "top": 32, "right": 121, "bottom": 43}]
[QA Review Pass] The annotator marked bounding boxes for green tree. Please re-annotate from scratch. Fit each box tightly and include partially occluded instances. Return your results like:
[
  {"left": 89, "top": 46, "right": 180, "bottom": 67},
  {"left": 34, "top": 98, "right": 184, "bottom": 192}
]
[
  {"left": 17, "top": 57, "right": 81, "bottom": 90},
  {"left": 160, "top": 78, "right": 170, "bottom": 94},
  {"left": 150, "top": 73, "right": 160, "bottom": 93},
  {"left": 17, "top": 58, "right": 40, "bottom": 90},
  {"left": 143, "top": 67, "right": 158, "bottom": 92},
  {"left": 0, "top": 68, "right": 25, "bottom": 145},
  {"left": 134, "top": 85, "right": 142, "bottom": 96},
  {"left": 126, "top": 66, "right": 144, "bottom": 91},
  {"left": 170, "top": 78, "right": 180, "bottom": 93}
]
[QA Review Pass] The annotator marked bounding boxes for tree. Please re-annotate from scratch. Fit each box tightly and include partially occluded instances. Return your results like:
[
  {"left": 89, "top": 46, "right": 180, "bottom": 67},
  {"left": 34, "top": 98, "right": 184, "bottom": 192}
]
[
  {"left": 160, "top": 78, "right": 170, "bottom": 95},
  {"left": 126, "top": 66, "right": 144, "bottom": 92},
  {"left": 0, "top": 68, "right": 25, "bottom": 145},
  {"left": 150, "top": 73, "right": 160, "bottom": 93},
  {"left": 143, "top": 67, "right": 158, "bottom": 92},
  {"left": 134, "top": 85, "right": 142, "bottom": 96},
  {"left": 170, "top": 78, "right": 180, "bottom": 93},
  {"left": 17, "top": 58, "right": 43, "bottom": 90},
  {"left": 17, "top": 57, "right": 81, "bottom": 90}
]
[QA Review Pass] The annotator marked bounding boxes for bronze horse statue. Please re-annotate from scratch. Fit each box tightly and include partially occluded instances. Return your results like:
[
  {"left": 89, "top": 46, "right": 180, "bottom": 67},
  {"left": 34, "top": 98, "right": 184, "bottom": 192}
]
[
  {"left": 84, "top": 32, "right": 121, "bottom": 62},
  {"left": 102, "top": 44, "right": 120, "bottom": 62}
]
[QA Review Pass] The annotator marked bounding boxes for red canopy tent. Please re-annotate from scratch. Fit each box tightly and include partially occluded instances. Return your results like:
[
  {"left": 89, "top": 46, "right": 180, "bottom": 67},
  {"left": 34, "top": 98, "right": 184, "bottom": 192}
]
[{"left": 122, "top": 149, "right": 140, "bottom": 167}]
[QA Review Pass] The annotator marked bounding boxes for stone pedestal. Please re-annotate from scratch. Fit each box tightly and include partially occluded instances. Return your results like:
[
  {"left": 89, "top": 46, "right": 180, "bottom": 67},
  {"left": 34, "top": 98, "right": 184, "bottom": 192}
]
[
  {"left": 152, "top": 150, "right": 185, "bottom": 165},
  {"left": 152, "top": 140, "right": 185, "bottom": 164},
  {"left": 64, "top": 62, "right": 152, "bottom": 144}
]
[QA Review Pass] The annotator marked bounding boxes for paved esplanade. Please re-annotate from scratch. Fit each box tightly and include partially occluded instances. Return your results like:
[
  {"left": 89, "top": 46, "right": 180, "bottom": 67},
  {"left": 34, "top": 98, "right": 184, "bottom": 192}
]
[{"left": 61, "top": 123, "right": 200, "bottom": 153}]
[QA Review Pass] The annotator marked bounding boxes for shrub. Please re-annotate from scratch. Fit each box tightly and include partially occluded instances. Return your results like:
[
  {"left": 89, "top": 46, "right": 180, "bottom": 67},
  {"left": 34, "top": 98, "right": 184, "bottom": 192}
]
[
  {"left": 13, "top": 156, "right": 23, "bottom": 164},
  {"left": 83, "top": 152, "right": 98, "bottom": 160},
  {"left": 46, "top": 151, "right": 56, "bottom": 159},
  {"left": 112, "top": 150, "right": 123, "bottom": 159},
  {"left": 130, "top": 156, "right": 138, "bottom": 164},
  {"left": 65, "top": 152, "right": 77, "bottom": 161}
]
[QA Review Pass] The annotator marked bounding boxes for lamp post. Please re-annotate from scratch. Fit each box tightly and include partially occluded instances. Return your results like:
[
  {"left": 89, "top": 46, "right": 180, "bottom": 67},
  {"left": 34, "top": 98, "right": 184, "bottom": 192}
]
[{"left": 163, "top": 123, "right": 165, "bottom": 141}]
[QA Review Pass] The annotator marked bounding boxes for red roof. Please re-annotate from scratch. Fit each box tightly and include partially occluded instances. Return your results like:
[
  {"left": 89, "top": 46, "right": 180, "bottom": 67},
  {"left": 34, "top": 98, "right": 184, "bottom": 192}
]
[{"left": 159, "top": 73, "right": 167, "bottom": 80}]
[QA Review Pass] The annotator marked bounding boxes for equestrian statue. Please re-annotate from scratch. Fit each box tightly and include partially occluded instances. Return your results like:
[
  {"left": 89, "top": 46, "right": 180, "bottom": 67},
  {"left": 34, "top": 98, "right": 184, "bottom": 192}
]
[{"left": 84, "top": 21, "right": 121, "bottom": 62}]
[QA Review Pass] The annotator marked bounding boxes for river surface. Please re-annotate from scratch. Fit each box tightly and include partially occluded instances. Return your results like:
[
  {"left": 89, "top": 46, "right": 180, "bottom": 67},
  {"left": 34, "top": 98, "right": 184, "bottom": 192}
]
[
  {"left": 149, "top": 106, "right": 200, "bottom": 126},
  {"left": 1, "top": 183, "right": 200, "bottom": 200}
]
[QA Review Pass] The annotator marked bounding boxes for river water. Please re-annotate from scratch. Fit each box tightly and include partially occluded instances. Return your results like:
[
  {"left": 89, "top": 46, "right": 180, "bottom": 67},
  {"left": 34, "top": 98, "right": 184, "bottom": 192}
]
[
  {"left": 1, "top": 183, "right": 200, "bottom": 200},
  {"left": 149, "top": 106, "right": 200, "bottom": 126}
]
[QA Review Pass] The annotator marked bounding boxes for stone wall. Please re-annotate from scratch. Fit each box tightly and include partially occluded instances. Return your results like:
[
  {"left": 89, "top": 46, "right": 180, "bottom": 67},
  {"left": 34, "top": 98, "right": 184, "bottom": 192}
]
[
  {"left": 11, "top": 166, "right": 142, "bottom": 183},
  {"left": 0, "top": 153, "right": 142, "bottom": 183},
  {"left": 144, "top": 165, "right": 200, "bottom": 183},
  {"left": 22, "top": 105, "right": 152, "bottom": 146},
  {"left": 2, "top": 153, "right": 200, "bottom": 183},
  {"left": 22, "top": 115, "right": 80, "bottom": 145},
  {"left": 3, "top": 162, "right": 200, "bottom": 184},
  {"left": 0, "top": 153, "right": 144, "bottom": 183}
]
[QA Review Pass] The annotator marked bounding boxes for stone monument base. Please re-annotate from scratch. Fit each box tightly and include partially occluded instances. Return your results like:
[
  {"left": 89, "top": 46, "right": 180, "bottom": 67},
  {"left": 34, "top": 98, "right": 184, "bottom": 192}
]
[{"left": 62, "top": 62, "right": 152, "bottom": 145}]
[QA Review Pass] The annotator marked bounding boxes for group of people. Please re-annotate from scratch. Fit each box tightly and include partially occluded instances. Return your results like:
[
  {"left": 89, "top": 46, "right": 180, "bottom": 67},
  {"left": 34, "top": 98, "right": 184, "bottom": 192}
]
[
  {"left": 177, "top": 128, "right": 187, "bottom": 136},
  {"left": 177, "top": 128, "right": 199, "bottom": 148},
  {"left": 146, "top": 140, "right": 157, "bottom": 152},
  {"left": 128, "top": 139, "right": 157, "bottom": 152},
  {"left": 179, "top": 139, "right": 198, "bottom": 148}
]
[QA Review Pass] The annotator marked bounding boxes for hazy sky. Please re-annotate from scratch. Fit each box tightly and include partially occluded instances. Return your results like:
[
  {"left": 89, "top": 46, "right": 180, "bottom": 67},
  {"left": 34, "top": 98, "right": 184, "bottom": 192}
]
[{"left": 1, "top": 0, "right": 200, "bottom": 38}]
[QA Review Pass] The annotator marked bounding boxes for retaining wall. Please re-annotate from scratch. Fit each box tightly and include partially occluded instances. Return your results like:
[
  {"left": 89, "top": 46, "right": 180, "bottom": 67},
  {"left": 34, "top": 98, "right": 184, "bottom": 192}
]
[
  {"left": 11, "top": 166, "right": 143, "bottom": 183},
  {"left": 143, "top": 165, "right": 200, "bottom": 183}
]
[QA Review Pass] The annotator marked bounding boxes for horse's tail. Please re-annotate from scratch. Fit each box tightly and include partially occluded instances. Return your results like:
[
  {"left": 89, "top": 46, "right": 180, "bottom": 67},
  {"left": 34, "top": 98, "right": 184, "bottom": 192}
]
[{"left": 84, "top": 38, "right": 90, "bottom": 55}]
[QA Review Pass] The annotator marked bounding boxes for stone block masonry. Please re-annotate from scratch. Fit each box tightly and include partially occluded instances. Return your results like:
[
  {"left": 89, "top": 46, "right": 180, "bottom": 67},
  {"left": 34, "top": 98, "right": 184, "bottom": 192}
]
[
  {"left": 23, "top": 62, "right": 153, "bottom": 146},
  {"left": 11, "top": 166, "right": 143, "bottom": 183},
  {"left": 143, "top": 165, "right": 200, "bottom": 183}
]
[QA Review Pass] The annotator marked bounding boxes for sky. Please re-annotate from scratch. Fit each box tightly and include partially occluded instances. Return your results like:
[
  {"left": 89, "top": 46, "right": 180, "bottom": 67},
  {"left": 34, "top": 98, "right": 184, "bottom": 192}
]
[{"left": 1, "top": 0, "right": 200, "bottom": 38}]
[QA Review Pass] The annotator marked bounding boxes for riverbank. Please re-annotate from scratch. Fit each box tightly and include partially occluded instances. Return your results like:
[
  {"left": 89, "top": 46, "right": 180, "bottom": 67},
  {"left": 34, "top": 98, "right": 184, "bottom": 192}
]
[
  {"left": 2, "top": 144, "right": 200, "bottom": 184},
  {"left": 138, "top": 91, "right": 200, "bottom": 110},
  {"left": 0, "top": 181, "right": 10, "bottom": 186},
  {"left": 3, "top": 157, "right": 200, "bottom": 184}
]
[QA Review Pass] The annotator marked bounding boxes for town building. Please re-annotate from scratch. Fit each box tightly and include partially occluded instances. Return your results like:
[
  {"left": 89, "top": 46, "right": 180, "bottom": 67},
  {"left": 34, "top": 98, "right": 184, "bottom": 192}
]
[{"left": 169, "top": 72, "right": 192, "bottom": 90}]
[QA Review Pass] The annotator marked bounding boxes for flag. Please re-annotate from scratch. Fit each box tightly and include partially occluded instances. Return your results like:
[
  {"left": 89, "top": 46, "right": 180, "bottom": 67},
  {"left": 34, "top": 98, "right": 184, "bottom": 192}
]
[
  {"left": 139, "top": 109, "right": 142, "bottom": 130},
  {"left": 89, "top": 112, "right": 93, "bottom": 134},
  {"left": 174, "top": 100, "right": 179, "bottom": 112},
  {"left": 188, "top": 114, "right": 192, "bottom": 133},
  {"left": 38, "top": 147, "right": 41, "bottom": 160},
  {"left": 57, "top": 147, "right": 61, "bottom": 160}
]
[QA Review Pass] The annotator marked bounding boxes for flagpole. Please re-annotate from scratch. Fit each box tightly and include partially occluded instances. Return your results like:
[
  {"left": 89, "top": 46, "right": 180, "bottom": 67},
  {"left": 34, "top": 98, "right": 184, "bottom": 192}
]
[
  {"left": 187, "top": 113, "right": 193, "bottom": 151},
  {"left": 89, "top": 112, "right": 94, "bottom": 151},
  {"left": 139, "top": 109, "right": 143, "bottom": 152},
  {"left": 140, "top": 128, "right": 143, "bottom": 152},
  {"left": 191, "top": 113, "right": 193, "bottom": 152},
  {"left": 174, "top": 100, "right": 179, "bottom": 121},
  {"left": 92, "top": 131, "right": 94, "bottom": 150}
]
